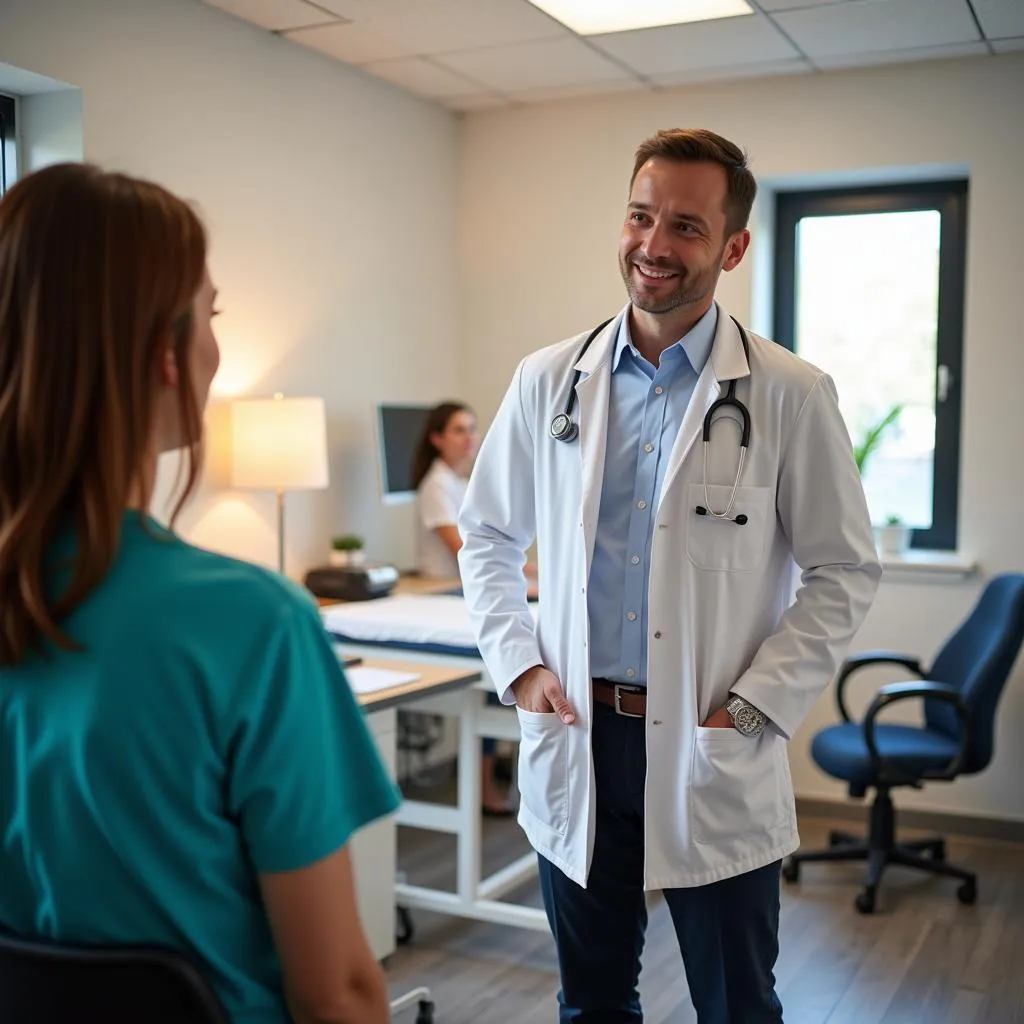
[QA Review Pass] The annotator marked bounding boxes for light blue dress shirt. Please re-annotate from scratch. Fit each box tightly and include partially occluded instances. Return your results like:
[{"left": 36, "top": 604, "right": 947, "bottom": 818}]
[{"left": 587, "top": 302, "right": 718, "bottom": 686}]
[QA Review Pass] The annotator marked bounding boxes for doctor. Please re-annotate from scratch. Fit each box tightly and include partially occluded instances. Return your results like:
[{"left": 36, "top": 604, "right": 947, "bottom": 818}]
[{"left": 457, "top": 128, "right": 882, "bottom": 1023}]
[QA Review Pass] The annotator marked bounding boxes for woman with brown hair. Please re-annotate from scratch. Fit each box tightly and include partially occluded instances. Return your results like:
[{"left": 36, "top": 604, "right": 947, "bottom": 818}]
[{"left": 0, "top": 163, "right": 397, "bottom": 1023}]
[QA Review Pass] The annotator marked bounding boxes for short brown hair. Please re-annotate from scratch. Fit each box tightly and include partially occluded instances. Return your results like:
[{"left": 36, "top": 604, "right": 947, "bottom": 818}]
[
  {"left": 630, "top": 128, "right": 757, "bottom": 236},
  {"left": 0, "top": 163, "right": 207, "bottom": 666}
]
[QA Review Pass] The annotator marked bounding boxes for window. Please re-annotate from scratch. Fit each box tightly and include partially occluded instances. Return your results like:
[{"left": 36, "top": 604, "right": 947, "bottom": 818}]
[
  {"left": 774, "top": 180, "right": 967, "bottom": 551},
  {"left": 0, "top": 93, "right": 16, "bottom": 196}
]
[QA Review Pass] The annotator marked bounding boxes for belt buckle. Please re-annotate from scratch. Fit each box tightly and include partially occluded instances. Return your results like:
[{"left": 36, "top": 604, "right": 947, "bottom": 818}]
[{"left": 613, "top": 683, "right": 645, "bottom": 719}]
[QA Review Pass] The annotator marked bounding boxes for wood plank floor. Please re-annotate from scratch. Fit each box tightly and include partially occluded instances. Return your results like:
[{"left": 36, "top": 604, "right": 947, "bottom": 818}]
[{"left": 384, "top": 775, "right": 1024, "bottom": 1023}]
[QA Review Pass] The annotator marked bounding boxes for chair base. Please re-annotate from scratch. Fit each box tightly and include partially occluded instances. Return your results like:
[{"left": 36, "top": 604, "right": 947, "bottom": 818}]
[{"left": 782, "top": 788, "right": 978, "bottom": 914}]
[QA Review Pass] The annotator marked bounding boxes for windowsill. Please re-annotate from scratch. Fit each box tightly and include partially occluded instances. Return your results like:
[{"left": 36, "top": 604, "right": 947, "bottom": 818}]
[{"left": 880, "top": 549, "right": 976, "bottom": 580}]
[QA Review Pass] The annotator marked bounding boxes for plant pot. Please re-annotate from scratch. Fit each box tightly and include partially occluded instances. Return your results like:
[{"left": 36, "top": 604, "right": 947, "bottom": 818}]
[
  {"left": 329, "top": 549, "right": 365, "bottom": 568},
  {"left": 875, "top": 524, "right": 911, "bottom": 556}
]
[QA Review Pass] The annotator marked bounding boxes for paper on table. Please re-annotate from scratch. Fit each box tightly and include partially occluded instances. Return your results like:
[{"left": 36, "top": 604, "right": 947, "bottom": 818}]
[{"left": 345, "top": 665, "right": 420, "bottom": 695}]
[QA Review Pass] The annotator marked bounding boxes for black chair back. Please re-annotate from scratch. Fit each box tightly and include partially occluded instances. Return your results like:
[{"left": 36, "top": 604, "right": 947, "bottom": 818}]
[
  {"left": 925, "top": 573, "right": 1024, "bottom": 773},
  {"left": 0, "top": 930, "right": 230, "bottom": 1024}
]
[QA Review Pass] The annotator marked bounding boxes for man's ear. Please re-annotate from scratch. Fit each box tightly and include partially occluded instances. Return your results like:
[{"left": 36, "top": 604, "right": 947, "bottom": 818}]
[
  {"left": 158, "top": 346, "right": 179, "bottom": 388},
  {"left": 722, "top": 229, "right": 751, "bottom": 273}
]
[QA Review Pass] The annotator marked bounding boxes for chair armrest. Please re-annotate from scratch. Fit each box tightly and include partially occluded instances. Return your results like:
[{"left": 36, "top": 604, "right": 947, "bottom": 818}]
[
  {"left": 862, "top": 681, "right": 970, "bottom": 787},
  {"left": 836, "top": 651, "right": 924, "bottom": 723}
]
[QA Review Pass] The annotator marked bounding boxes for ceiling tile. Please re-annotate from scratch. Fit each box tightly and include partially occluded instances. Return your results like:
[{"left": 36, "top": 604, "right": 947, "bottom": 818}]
[
  {"left": 285, "top": 19, "right": 412, "bottom": 63},
  {"left": 363, "top": 57, "right": 487, "bottom": 98},
  {"left": 815, "top": 39, "right": 990, "bottom": 68},
  {"left": 772, "top": 0, "right": 981, "bottom": 58},
  {"left": 592, "top": 13, "right": 799, "bottom": 76},
  {"left": 204, "top": 0, "right": 341, "bottom": 32},
  {"left": 970, "top": 0, "right": 1024, "bottom": 40},
  {"left": 992, "top": 35, "right": 1024, "bottom": 52},
  {"left": 435, "top": 36, "right": 635, "bottom": 92},
  {"left": 651, "top": 56, "right": 813, "bottom": 85},
  {"left": 754, "top": 0, "right": 847, "bottom": 10},
  {"left": 301, "top": 0, "right": 568, "bottom": 54}
]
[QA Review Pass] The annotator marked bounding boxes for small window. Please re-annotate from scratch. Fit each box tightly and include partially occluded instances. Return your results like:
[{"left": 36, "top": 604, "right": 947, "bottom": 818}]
[
  {"left": 0, "top": 94, "right": 16, "bottom": 196},
  {"left": 773, "top": 180, "right": 967, "bottom": 551}
]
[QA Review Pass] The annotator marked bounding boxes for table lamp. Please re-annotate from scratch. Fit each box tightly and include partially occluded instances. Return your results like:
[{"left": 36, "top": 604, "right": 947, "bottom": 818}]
[{"left": 230, "top": 393, "right": 329, "bottom": 574}]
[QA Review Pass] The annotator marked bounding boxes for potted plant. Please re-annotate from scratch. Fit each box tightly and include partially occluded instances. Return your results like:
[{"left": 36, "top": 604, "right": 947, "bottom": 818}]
[
  {"left": 329, "top": 533, "right": 365, "bottom": 568},
  {"left": 875, "top": 513, "right": 911, "bottom": 556}
]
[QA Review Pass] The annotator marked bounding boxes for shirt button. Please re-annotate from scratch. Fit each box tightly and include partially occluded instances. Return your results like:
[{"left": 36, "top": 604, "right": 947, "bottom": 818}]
[
  {"left": 626, "top": 668, "right": 635, "bottom": 678},
  {"left": 631, "top": 555, "right": 640, "bottom": 565},
  {"left": 644, "top": 443, "right": 654, "bottom": 453},
  {"left": 627, "top": 611, "right": 637, "bottom": 621},
  {"left": 637, "top": 500, "right": 647, "bottom": 510},
  {"left": 654, "top": 386, "right": 664, "bottom": 395}
]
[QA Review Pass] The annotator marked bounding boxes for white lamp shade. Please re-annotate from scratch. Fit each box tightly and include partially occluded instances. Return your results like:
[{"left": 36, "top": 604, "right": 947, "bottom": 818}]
[{"left": 231, "top": 395, "right": 329, "bottom": 491}]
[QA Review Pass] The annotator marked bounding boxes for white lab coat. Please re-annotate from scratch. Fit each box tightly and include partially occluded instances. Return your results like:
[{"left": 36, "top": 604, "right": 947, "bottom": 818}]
[{"left": 457, "top": 305, "right": 882, "bottom": 890}]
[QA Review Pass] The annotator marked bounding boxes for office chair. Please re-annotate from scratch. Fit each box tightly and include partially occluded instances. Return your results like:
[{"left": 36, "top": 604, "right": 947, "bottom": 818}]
[
  {"left": 0, "top": 929, "right": 230, "bottom": 1023},
  {"left": 782, "top": 572, "right": 1024, "bottom": 914}
]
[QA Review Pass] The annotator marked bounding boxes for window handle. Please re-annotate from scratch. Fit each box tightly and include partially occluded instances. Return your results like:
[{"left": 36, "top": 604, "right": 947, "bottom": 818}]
[{"left": 937, "top": 364, "right": 953, "bottom": 403}]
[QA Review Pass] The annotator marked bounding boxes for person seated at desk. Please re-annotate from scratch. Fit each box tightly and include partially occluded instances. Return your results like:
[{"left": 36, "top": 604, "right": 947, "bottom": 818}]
[
  {"left": 0, "top": 164, "right": 399, "bottom": 1024},
  {"left": 411, "top": 402, "right": 526, "bottom": 816}
]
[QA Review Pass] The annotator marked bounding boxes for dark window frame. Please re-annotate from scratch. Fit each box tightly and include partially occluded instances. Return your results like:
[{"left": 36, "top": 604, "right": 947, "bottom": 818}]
[
  {"left": 0, "top": 93, "right": 16, "bottom": 196},
  {"left": 773, "top": 179, "right": 968, "bottom": 552}
]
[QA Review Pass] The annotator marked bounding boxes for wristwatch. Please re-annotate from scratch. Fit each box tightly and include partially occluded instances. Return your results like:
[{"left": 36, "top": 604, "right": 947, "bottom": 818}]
[{"left": 726, "top": 695, "right": 767, "bottom": 737}]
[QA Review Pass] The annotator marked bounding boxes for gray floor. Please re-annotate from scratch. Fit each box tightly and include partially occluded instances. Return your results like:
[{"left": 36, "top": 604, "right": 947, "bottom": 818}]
[{"left": 385, "top": 775, "right": 1024, "bottom": 1023}]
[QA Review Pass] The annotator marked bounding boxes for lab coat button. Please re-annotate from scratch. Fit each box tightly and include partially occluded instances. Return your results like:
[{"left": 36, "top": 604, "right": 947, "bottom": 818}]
[{"left": 654, "top": 631, "right": 662, "bottom": 639}]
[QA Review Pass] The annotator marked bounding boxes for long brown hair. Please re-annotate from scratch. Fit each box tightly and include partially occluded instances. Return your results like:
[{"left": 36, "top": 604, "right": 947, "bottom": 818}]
[
  {"left": 0, "top": 163, "right": 208, "bottom": 667},
  {"left": 410, "top": 402, "right": 471, "bottom": 491}
]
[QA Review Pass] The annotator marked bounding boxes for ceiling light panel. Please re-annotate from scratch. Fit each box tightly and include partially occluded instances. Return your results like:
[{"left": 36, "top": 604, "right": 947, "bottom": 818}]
[{"left": 524, "top": 0, "right": 753, "bottom": 36}]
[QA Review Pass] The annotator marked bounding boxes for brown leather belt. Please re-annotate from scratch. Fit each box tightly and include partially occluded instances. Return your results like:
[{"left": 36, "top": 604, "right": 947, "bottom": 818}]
[{"left": 593, "top": 678, "right": 647, "bottom": 718}]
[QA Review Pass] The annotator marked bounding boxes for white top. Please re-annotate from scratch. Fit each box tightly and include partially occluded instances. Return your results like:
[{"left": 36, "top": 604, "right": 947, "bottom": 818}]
[{"left": 417, "top": 457, "right": 468, "bottom": 579}]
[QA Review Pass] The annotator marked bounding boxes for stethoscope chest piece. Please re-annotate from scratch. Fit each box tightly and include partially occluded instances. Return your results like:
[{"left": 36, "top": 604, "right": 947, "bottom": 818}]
[{"left": 549, "top": 412, "right": 578, "bottom": 443}]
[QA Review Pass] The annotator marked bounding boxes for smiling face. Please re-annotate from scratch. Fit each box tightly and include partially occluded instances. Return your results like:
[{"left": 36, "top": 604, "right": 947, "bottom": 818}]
[{"left": 619, "top": 157, "right": 748, "bottom": 318}]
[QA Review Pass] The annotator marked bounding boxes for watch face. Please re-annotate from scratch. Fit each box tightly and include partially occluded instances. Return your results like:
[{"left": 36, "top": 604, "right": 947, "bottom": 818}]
[{"left": 733, "top": 704, "right": 765, "bottom": 735}]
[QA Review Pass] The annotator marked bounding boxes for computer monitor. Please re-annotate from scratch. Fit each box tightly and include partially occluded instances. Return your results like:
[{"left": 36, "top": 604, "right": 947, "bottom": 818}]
[{"left": 376, "top": 403, "right": 432, "bottom": 503}]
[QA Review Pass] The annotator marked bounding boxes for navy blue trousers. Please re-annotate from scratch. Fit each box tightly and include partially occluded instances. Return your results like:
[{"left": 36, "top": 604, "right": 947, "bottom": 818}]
[{"left": 537, "top": 702, "right": 784, "bottom": 1023}]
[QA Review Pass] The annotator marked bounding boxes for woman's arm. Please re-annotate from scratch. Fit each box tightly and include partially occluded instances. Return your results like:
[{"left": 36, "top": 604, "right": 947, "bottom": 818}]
[
  {"left": 260, "top": 848, "right": 388, "bottom": 1024},
  {"left": 434, "top": 524, "right": 462, "bottom": 559}
]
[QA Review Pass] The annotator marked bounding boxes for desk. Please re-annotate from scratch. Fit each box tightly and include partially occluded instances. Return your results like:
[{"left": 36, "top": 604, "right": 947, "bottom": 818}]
[
  {"left": 347, "top": 658, "right": 481, "bottom": 962},
  {"left": 338, "top": 641, "right": 548, "bottom": 937}
]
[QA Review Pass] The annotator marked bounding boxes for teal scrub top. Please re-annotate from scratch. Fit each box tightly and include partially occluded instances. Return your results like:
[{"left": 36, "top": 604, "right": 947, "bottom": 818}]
[{"left": 0, "top": 512, "right": 401, "bottom": 1022}]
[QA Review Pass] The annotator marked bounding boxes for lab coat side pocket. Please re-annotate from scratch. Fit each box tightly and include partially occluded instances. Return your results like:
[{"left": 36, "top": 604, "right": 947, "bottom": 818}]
[
  {"left": 515, "top": 707, "right": 569, "bottom": 836},
  {"left": 689, "top": 727, "right": 786, "bottom": 845}
]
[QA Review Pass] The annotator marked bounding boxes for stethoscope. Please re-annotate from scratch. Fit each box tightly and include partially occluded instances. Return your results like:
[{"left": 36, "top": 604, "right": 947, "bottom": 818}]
[{"left": 549, "top": 313, "right": 752, "bottom": 526}]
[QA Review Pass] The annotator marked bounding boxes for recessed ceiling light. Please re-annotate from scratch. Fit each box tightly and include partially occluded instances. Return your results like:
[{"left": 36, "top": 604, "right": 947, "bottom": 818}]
[{"left": 525, "top": 0, "right": 754, "bottom": 36}]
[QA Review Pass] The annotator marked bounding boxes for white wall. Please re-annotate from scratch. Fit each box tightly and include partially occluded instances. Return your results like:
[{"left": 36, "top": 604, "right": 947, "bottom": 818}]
[
  {"left": 0, "top": 0, "right": 461, "bottom": 575},
  {"left": 20, "top": 89, "right": 83, "bottom": 172},
  {"left": 459, "top": 54, "right": 1024, "bottom": 823}
]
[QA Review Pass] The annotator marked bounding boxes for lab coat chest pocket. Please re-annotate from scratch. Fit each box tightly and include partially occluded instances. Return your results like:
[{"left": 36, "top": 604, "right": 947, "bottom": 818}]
[
  {"left": 515, "top": 708, "right": 569, "bottom": 835},
  {"left": 689, "top": 728, "right": 786, "bottom": 844},
  {"left": 686, "top": 483, "right": 773, "bottom": 571}
]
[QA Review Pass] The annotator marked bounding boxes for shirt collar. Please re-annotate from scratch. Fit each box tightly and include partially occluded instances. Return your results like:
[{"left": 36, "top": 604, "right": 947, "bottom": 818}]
[{"left": 613, "top": 301, "right": 719, "bottom": 374}]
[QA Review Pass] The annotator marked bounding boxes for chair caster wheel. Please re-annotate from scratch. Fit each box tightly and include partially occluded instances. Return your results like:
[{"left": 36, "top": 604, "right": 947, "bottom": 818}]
[
  {"left": 397, "top": 905, "right": 415, "bottom": 945},
  {"left": 781, "top": 859, "right": 799, "bottom": 883},
  {"left": 415, "top": 999, "right": 435, "bottom": 1024},
  {"left": 957, "top": 879, "right": 977, "bottom": 905},
  {"left": 855, "top": 888, "right": 876, "bottom": 914}
]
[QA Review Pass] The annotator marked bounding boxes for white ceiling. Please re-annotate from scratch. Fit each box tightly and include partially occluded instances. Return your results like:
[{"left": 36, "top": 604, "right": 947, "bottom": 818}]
[{"left": 200, "top": 0, "right": 1024, "bottom": 111}]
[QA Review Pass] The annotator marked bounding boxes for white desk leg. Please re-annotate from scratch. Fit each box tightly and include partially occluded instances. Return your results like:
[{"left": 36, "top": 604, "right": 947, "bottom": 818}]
[{"left": 456, "top": 689, "right": 482, "bottom": 904}]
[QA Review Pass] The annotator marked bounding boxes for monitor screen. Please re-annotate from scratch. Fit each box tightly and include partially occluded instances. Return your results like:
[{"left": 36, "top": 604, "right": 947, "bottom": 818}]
[{"left": 376, "top": 403, "right": 432, "bottom": 502}]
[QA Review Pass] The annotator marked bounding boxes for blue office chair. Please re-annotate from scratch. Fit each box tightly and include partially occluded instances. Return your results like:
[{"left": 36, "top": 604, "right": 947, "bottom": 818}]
[
  {"left": 0, "top": 929, "right": 230, "bottom": 1023},
  {"left": 782, "top": 572, "right": 1024, "bottom": 914}
]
